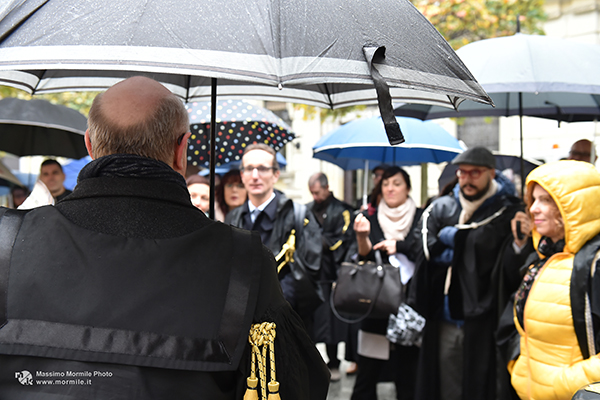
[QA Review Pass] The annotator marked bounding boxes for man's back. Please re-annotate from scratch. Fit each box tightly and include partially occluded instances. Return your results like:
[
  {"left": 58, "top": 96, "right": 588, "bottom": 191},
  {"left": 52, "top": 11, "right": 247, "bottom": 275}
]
[{"left": 0, "top": 156, "right": 329, "bottom": 399}]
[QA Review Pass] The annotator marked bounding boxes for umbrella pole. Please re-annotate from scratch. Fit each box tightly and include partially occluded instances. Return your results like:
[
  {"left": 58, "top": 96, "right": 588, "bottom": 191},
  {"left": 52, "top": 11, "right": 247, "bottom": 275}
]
[
  {"left": 421, "top": 163, "right": 428, "bottom": 206},
  {"left": 209, "top": 78, "right": 217, "bottom": 220},
  {"left": 363, "top": 160, "right": 369, "bottom": 207},
  {"left": 519, "top": 92, "right": 525, "bottom": 197}
]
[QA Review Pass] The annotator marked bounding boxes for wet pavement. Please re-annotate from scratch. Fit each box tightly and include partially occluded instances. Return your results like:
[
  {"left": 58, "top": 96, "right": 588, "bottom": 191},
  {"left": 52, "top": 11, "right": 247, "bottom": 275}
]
[{"left": 317, "top": 343, "right": 396, "bottom": 400}]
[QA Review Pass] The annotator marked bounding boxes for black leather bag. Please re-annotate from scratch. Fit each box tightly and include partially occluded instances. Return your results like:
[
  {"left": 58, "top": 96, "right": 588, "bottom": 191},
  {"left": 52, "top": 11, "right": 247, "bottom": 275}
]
[{"left": 330, "top": 250, "right": 402, "bottom": 323}]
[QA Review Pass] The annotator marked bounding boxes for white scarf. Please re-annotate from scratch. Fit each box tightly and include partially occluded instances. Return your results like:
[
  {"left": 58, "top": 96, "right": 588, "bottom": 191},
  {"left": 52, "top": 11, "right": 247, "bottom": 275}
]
[
  {"left": 458, "top": 179, "right": 498, "bottom": 224},
  {"left": 377, "top": 196, "right": 417, "bottom": 241}
]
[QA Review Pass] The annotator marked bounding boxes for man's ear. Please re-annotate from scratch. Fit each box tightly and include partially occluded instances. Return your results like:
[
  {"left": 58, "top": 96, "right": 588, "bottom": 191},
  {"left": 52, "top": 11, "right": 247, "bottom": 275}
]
[
  {"left": 173, "top": 132, "right": 191, "bottom": 176},
  {"left": 84, "top": 130, "right": 95, "bottom": 160}
]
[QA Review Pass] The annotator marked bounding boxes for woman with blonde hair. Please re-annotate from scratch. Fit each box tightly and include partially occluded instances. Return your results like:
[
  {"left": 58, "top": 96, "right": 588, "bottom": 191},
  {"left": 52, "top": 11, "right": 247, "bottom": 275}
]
[{"left": 506, "top": 160, "right": 600, "bottom": 400}]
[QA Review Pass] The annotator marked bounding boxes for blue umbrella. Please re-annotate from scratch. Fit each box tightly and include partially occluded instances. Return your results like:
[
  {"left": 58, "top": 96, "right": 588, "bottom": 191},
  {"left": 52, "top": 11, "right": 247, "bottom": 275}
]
[{"left": 313, "top": 116, "right": 463, "bottom": 170}]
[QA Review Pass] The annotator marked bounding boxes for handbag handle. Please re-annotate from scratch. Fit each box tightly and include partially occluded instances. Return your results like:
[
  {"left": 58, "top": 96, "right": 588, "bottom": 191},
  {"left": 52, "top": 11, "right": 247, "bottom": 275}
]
[{"left": 330, "top": 250, "right": 387, "bottom": 324}]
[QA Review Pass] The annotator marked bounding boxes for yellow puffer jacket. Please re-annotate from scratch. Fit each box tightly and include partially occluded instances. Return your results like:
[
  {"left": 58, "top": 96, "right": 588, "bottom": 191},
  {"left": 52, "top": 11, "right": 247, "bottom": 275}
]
[{"left": 510, "top": 160, "right": 600, "bottom": 400}]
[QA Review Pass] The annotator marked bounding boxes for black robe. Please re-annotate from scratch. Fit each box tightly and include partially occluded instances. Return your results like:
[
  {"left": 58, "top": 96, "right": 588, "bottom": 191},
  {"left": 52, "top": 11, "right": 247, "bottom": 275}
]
[
  {"left": 307, "top": 194, "right": 355, "bottom": 345},
  {"left": 0, "top": 155, "right": 329, "bottom": 400}
]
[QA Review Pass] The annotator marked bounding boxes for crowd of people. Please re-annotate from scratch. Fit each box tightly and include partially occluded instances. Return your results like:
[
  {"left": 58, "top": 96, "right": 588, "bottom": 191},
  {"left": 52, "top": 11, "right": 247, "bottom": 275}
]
[
  {"left": 178, "top": 135, "right": 600, "bottom": 400},
  {"left": 1, "top": 77, "right": 600, "bottom": 400}
]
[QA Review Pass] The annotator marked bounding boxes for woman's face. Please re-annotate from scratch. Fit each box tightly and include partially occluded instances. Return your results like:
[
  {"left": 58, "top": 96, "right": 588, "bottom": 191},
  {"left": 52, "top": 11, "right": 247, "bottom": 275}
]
[
  {"left": 224, "top": 180, "right": 247, "bottom": 209},
  {"left": 188, "top": 183, "right": 210, "bottom": 213},
  {"left": 381, "top": 172, "right": 409, "bottom": 208},
  {"left": 530, "top": 184, "right": 564, "bottom": 243}
]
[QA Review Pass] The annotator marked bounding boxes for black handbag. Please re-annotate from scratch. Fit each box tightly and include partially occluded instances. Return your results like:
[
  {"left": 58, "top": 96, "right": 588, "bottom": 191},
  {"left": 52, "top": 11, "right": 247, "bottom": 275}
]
[{"left": 330, "top": 250, "right": 402, "bottom": 323}]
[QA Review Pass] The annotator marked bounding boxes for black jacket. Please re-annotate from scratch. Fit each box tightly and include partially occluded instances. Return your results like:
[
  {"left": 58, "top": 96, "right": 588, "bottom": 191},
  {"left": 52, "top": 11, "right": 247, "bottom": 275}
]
[
  {"left": 0, "top": 155, "right": 329, "bottom": 400},
  {"left": 307, "top": 194, "right": 355, "bottom": 282},
  {"left": 226, "top": 191, "right": 322, "bottom": 317}
]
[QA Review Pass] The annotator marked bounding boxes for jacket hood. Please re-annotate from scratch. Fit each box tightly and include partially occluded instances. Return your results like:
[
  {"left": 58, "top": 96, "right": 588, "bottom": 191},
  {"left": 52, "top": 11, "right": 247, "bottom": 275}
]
[{"left": 526, "top": 160, "right": 600, "bottom": 254}]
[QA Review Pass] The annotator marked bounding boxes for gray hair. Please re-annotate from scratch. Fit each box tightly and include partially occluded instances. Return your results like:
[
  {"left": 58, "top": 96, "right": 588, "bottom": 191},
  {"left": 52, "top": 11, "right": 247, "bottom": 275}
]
[{"left": 309, "top": 172, "right": 328, "bottom": 188}]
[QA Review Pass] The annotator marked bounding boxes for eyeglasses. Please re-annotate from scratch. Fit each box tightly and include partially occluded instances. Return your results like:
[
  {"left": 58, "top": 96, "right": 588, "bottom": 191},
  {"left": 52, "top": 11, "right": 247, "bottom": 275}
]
[
  {"left": 225, "top": 183, "right": 246, "bottom": 189},
  {"left": 177, "top": 132, "right": 190, "bottom": 145},
  {"left": 455, "top": 168, "right": 487, "bottom": 179},
  {"left": 241, "top": 166, "right": 276, "bottom": 176}
]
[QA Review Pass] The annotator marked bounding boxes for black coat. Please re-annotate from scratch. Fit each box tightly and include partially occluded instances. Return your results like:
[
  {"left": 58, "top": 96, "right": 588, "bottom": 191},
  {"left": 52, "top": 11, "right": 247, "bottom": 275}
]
[
  {"left": 226, "top": 191, "right": 323, "bottom": 318},
  {"left": 307, "top": 194, "right": 355, "bottom": 344},
  {"left": 0, "top": 156, "right": 329, "bottom": 400}
]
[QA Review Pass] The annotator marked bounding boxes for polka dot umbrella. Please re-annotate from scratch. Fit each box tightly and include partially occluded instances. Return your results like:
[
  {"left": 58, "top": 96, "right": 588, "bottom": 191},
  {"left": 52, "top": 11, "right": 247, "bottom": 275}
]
[{"left": 186, "top": 100, "right": 295, "bottom": 168}]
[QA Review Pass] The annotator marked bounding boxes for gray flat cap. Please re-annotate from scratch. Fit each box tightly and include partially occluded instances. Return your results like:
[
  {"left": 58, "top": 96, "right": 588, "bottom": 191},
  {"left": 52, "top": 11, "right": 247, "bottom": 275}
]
[{"left": 451, "top": 146, "right": 495, "bottom": 169}]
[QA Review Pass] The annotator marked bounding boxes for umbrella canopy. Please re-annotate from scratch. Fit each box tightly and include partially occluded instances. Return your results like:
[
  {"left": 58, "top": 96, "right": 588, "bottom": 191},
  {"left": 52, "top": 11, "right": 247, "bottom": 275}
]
[
  {"left": 394, "top": 34, "right": 600, "bottom": 123},
  {"left": 394, "top": 33, "right": 600, "bottom": 194},
  {"left": 0, "top": 0, "right": 491, "bottom": 112},
  {"left": 0, "top": 97, "right": 88, "bottom": 158},
  {"left": 187, "top": 100, "right": 294, "bottom": 168},
  {"left": 0, "top": 158, "right": 23, "bottom": 187},
  {"left": 0, "top": 0, "right": 493, "bottom": 218},
  {"left": 313, "top": 116, "right": 463, "bottom": 170}
]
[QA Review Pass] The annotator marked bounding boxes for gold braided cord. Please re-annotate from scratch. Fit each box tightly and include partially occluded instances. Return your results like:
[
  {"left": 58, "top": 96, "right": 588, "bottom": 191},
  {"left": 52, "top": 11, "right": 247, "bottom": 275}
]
[
  {"left": 247, "top": 322, "right": 278, "bottom": 399},
  {"left": 342, "top": 210, "right": 351, "bottom": 233},
  {"left": 269, "top": 329, "right": 277, "bottom": 383},
  {"left": 275, "top": 229, "right": 296, "bottom": 273},
  {"left": 329, "top": 240, "right": 343, "bottom": 251}
]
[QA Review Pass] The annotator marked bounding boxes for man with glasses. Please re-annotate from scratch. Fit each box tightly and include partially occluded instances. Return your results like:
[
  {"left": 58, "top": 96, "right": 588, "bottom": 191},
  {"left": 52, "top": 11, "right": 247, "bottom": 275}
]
[
  {"left": 226, "top": 144, "right": 323, "bottom": 330},
  {"left": 0, "top": 77, "right": 328, "bottom": 399},
  {"left": 411, "top": 146, "right": 530, "bottom": 400}
]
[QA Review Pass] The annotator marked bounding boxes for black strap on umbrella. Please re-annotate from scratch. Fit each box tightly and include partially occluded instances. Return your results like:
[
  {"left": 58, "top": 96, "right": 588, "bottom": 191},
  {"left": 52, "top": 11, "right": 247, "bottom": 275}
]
[{"left": 363, "top": 45, "right": 405, "bottom": 146}]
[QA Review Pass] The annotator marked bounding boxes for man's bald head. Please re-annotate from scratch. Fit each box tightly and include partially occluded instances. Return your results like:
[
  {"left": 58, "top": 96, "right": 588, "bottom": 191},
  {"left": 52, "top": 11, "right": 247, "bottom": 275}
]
[
  {"left": 568, "top": 139, "right": 597, "bottom": 163},
  {"left": 87, "top": 76, "right": 189, "bottom": 166}
]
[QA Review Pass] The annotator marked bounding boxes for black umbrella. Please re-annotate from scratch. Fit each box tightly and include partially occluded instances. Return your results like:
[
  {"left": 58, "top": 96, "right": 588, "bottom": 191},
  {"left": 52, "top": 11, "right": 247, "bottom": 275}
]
[
  {"left": 0, "top": 1, "right": 491, "bottom": 110},
  {"left": 0, "top": 0, "right": 493, "bottom": 217},
  {"left": 0, "top": 97, "right": 87, "bottom": 158}
]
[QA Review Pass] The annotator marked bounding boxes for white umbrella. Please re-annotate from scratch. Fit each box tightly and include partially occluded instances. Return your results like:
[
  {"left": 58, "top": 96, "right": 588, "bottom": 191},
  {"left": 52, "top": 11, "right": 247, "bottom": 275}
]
[{"left": 395, "top": 33, "right": 600, "bottom": 192}]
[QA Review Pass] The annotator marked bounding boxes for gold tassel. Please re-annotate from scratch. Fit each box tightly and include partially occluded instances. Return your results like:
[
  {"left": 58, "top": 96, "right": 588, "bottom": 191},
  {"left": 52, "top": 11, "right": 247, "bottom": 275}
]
[
  {"left": 246, "top": 322, "right": 280, "bottom": 399},
  {"left": 243, "top": 377, "right": 259, "bottom": 400},
  {"left": 275, "top": 229, "right": 296, "bottom": 273},
  {"left": 267, "top": 381, "right": 280, "bottom": 400}
]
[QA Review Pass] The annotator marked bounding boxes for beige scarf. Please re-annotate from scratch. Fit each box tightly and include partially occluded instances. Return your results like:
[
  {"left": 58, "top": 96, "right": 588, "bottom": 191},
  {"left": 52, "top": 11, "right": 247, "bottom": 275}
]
[
  {"left": 458, "top": 179, "right": 498, "bottom": 224},
  {"left": 377, "top": 196, "right": 417, "bottom": 241}
]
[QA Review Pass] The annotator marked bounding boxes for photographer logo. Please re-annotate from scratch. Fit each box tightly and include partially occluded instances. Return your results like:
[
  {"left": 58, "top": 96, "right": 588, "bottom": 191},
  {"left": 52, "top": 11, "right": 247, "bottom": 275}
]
[{"left": 15, "top": 370, "right": 33, "bottom": 385}]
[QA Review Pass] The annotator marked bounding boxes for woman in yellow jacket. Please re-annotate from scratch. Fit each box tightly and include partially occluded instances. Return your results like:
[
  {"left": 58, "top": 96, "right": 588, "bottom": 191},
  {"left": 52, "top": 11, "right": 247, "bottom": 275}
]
[{"left": 509, "top": 160, "right": 600, "bottom": 400}]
